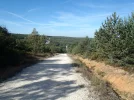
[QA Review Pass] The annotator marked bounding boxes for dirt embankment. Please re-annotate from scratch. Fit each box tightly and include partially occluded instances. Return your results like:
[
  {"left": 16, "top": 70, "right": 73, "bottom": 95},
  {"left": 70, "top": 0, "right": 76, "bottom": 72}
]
[{"left": 72, "top": 55, "right": 134, "bottom": 100}]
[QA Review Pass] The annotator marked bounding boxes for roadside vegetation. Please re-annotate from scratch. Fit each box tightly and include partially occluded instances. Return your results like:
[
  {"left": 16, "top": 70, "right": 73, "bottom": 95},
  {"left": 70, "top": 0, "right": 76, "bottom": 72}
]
[
  {"left": 0, "top": 26, "right": 83, "bottom": 81},
  {"left": 68, "top": 12, "right": 134, "bottom": 100},
  {"left": 72, "top": 59, "right": 121, "bottom": 100},
  {"left": 0, "top": 27, "right": 47, "bottom": 81},
  {"left": 68, "top": 12, "right": 134, "bottom": 70},
  {"left": 0, "top": 27, "right": 82, "bottom": 81}
]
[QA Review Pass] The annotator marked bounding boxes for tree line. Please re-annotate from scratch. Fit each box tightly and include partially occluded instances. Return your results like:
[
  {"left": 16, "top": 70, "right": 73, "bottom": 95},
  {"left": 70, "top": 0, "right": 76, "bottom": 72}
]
[
  {"left": 68, "top": 12, "right": 134, "bottom": 66},
  {"left": 0, "top": 27, "right": 69, "bottom": 70}
]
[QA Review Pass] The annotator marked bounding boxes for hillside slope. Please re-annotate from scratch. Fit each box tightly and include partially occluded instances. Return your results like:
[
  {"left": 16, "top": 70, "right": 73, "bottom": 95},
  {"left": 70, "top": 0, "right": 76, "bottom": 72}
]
[{"left": 73, "top": 55, "right": 134, "bottom": 100}]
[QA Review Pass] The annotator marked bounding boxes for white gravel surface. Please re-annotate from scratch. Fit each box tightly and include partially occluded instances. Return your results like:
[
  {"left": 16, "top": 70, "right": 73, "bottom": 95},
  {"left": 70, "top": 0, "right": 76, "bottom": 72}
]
[{"left": 0, "top": 54, "right": 99, "bottom": 100}]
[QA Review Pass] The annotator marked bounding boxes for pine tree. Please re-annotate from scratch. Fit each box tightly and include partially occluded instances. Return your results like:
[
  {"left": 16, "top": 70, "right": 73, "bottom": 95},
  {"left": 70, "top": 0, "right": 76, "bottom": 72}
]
[{"left": 95, "top": 12, "right": 124, "bottom": 63}]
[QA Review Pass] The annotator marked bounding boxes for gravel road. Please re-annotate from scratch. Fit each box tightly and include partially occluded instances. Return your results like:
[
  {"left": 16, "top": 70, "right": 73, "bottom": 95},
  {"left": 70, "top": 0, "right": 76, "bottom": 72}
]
[{"left": 0, "top": 54, "right": 99, "bottom": 100}]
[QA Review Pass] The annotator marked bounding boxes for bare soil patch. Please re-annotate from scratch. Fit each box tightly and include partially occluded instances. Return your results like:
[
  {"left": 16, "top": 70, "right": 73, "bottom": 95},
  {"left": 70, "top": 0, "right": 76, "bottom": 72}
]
[{"left": 71, "top": 55, "right": 134, "bottom": 100}]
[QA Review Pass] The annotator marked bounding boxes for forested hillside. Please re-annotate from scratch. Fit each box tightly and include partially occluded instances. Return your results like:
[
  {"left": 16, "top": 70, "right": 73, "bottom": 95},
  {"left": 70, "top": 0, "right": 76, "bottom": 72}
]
[
  {"left": 68, "top": 12, "right": 134, "bottom": 67},
  {"left": 12, "top": 34, "right": 83, "bottom": 53},
  {"left": 0, "top": 27, "right": 82, "bottom": 70},
  {"left": 48, "top": 36, "right": 83, "bottom": 53},
  {"left": 0, "top": 27, "right": 83, "bottom": 81}
]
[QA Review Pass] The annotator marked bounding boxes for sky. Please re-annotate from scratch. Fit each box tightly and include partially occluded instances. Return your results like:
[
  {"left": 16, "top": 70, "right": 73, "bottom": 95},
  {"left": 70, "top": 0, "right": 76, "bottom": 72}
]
[{"left": 0, "top": 0, "right": 134, "bottom": 37}]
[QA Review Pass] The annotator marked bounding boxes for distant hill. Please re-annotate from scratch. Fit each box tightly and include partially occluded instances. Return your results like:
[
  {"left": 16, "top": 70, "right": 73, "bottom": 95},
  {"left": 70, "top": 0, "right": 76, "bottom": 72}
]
[
  {"left": 11, "top": 33, "right": 84, "bottom": 53},
  {"left": 11, "top": 33, "right": 84, "bottom": 45},
  {"left": 11, "top": 33, "right": 28, "bottom": 39},
  {"left": 48, "top": 36, "right": 83, "bottom": 45}
]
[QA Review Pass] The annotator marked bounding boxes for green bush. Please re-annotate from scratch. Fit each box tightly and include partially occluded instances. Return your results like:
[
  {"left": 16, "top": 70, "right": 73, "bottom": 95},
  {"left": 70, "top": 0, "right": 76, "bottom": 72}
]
[
  {"left": 69, "top": 12, "right": 134, "bottom": 67},
  {"left": 123, "top": 57, "right": 134, "bottom": 64}
]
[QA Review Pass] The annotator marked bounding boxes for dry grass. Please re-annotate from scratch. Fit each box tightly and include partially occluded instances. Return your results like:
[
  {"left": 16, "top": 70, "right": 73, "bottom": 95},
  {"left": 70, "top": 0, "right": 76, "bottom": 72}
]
[
  {"left": 96, "top": 70, "right": 106, "bottom": 77},
  {"left": 72, "top": 55, "right": 134, "bottom": 100},
  {"left": 73, "top": 59, "right": 121, "bottom": 100}
]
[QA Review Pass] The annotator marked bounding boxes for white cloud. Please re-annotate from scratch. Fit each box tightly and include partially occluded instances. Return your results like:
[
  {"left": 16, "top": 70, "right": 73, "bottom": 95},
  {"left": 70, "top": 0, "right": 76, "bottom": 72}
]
[
  {"left": 0, "top": 19, "right": 22, "bottom": 26},
  {"left": 62, "top": 0, "right": 72, "bottom": 4},
  {"left": 28, "top": 8, "right": 38, "bottom": 12},
  {"left": 49, "top": 21, "right": 71, "bottom": 27},
  {"left": 1, "top": 10, "right": 126, "bottom": 37},
  {"left": 36, "top": 12, "right": 111, "bottom": 37},
  {"left": 27, "top": 7, "right": 42, "bottom": 12},
  {"left": 52, "top": 11, "right": 111, "bottom": 25},
  {"left": 78, "top": 3, "right": 106, "bottom": 8},
  {"left": 2, "top": 11, "right": 51, "bottom": 26},
  {"left": 6, "top": 11, "right": 35, "bottom": 23},
  {"left": 77, "top": 2, "right": 134, "bottom": 9}
]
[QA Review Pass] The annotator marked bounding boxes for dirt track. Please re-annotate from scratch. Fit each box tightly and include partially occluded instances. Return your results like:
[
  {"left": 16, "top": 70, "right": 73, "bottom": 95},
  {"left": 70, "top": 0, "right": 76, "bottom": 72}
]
[{"left": 0, "top": 54, "right": 98, "bottom": 100}]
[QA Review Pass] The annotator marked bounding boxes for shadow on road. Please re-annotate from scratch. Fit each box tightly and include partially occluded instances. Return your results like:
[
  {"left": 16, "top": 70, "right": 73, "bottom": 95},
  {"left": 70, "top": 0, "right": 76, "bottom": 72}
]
[{"left": 0, "top": 58, "right": 80, "bottom": 100}]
